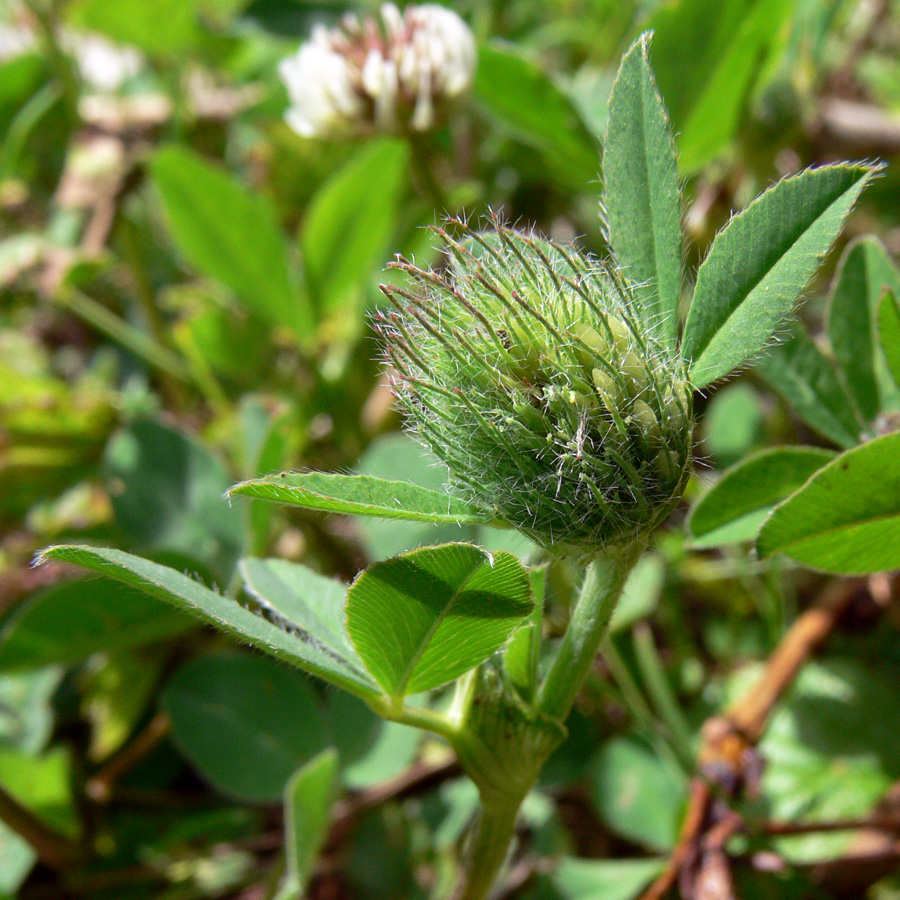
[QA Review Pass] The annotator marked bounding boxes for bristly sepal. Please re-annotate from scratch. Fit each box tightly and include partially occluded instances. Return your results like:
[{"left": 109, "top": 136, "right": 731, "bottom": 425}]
[{"left": 377, "top": 217, "right": 694, "bottom": 558}]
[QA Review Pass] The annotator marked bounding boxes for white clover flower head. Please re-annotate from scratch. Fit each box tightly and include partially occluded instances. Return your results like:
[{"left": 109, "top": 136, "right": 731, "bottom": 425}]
[{"left": 278, "top": 2, "right": 476, "bottom": 139}]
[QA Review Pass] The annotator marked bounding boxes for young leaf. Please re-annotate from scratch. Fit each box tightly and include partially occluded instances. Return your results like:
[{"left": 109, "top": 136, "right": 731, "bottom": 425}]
[
  {"left": 281, "top": 750, "right": 339, "bottom": 897},
  {"left": 151, "top": 146, "right": 311, "bottom": 339},
  {"left": 757, "top": 431, "right": 900, "bottom": 574},
  {"left": 828, "top": 237, "right": 900, "bottom": 421},
  {"left": 303, "top": 139, "right": 408, "bottom": 316},
  {"left": 346, "top": 543, "right": 533, "bottom": 699},
  {"left": 473, "top": 43, "right": 599, "bottom": 190},
  {"left": 551, "top": 857, "right": 666, "bottom": 900},
  {"left": 602, "top": 34, "right": 681, "bottom": 348},
  {"left": 163, "top": 653, "right": 327, "bottom": 802},
  {"left": 755, "top": 323, "right": 864, "bottom": 449},
  {"left": 36, "top": 546, "right": 382, "bottom": 701},
  {"left": 229, "top": 472, "right": 496, "bottom": 525},
  {"left": 878, "top": 291, "right": 900, "bottom": 391},
  {"left": 688, "top": 446, "right": 836, "bottom": 549},
  {"left": 682, "top": 164, "right": 877, "bottom": 388},
  {"left": 240, "top": 557, "right": 362, "bottom": 670}
]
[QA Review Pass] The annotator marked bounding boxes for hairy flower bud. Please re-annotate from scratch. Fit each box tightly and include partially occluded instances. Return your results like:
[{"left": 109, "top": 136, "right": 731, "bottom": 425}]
[
  {"left": 278, "top": 3, "right": 476, "bottom": 139},
  {"left": 377, "top": 220, "right": 693, "bottom": 556}
]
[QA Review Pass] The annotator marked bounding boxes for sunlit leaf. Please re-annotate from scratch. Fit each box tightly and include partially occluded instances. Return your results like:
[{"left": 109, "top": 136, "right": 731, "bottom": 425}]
[
  {"left": 683, "top": 164, "right": 876, "bottom": 387},
  {"left": 347, "top": 543, "right": 532, "bottom": 699}
]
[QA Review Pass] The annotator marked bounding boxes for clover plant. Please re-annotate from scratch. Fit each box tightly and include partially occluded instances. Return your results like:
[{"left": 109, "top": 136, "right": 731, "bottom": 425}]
[{"left": 39, "top": 35, "right": 878, "bottom": 899}]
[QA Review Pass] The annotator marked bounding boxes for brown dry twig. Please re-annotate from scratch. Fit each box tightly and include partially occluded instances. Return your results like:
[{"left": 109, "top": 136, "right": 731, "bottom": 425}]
[{"left": 639, "top": 576, "right": 869, "bottom": 900}]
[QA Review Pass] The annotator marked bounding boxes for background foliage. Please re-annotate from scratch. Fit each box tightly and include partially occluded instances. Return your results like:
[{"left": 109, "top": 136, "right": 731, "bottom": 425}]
[{"left": 4, "top": 0, "right": 900, "bottom": 898}]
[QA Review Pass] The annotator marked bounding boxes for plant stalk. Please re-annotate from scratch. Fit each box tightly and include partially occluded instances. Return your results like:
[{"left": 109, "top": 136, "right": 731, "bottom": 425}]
[
  {"left": 537, "top": 542, "right": 644, "bottom": 722},
  {"left": 453, "top": 790, "right": 524, "bottom": 900}
]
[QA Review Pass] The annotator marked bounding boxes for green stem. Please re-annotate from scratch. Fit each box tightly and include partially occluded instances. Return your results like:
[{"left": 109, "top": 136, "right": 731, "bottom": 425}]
[
  {"left": 408, "top": 132, "right": 447, "bottom": 212},
  {"left": 453, "top": 791, "right": 523, "bottom": 900},
  {"left": 632, "top": 623, "right": 696, "bottom": 771},
  {"left": 537, "top": 543, "right": 643, "bottom": 721}
]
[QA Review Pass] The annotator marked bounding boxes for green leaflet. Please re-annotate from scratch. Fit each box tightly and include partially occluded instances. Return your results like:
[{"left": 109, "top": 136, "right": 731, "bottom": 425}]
[
  {"left": 473, "top": 42, "right": 599, "bottom": 190},
  {"left": 755, "top": 323, "right": 864, "bottom": 449},
  {"left": 229, "top": 471, "right": 496, "bottom": 525},
  {"left": 757, "top": 432, "right": 900, "bottom": 574},
  {"left": 346, "top": 543, "right": 533, "bottom": 700},
  {"left": 302, "top": 139, "right": 408, "bottom": 317},
  {"left": 36, "top": 546, "right": 382, "bottom": 701},
  {"left": 828, "top": 237, "right": 900, "bottom": 421},
  {"left": 683, "top": 164, "right": 877, "bottom": 388},
  {"left": 152, "top": 146, "right": 311, "bottom": 339},
  {"left": 163, "top": 653, "right": 327, "bottom": 803},
  {"left": 688, "top": 446, "right": 836, "bottom": 548},
  {"left": 878, "top": 291, "right": 900, "bottom": 391},
  {"left": 602, "top": 34, "right": 682, "bottom": 349}
]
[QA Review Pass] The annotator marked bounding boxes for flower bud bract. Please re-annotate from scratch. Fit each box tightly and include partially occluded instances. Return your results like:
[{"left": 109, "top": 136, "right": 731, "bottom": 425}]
[{"left": 378, "top": 221, "right": 693, "bottom": 556}]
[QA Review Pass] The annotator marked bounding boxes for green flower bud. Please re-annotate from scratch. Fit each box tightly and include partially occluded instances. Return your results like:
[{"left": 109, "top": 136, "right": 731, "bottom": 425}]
[{"left": 377, "top": 219, "right": 693, "bottom": 557}]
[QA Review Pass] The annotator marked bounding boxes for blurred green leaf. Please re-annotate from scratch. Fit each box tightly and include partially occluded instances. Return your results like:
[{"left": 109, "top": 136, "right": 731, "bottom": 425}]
[
  {"left": 279, "top": 749, "right": 339, "bottom": 897},
  {"left": 689, "top": 446, "right": 835, "bottom": 549},
  {"left": 37, "top": 546, "right": 383, "bottom": 700},
  {"left": 684, "top": 164, "right": 876, "bottom": 388},
  {"left": 609, "top": 553, "right": 666, "bottom": 633},
  {"left": 67, "top": 0, "right": 201, "bottom": 56},
  {"left": 473, "top": 42, "right": 599, "bottom": 189},
  {"left": 0, "top": 821, "right": 35, "bottom": 896},
  {"left": 0, "top": 578, "right": 191, "bottom": 672},
  {"left": 649, "top": 0, "right": 792, "bottom": 172},
  {"left": 230, "top": 471, "right": 494, "bottom": 524},
  {"left": 302, "top": 139, "right": 408, "bottom": 319},
  {"left": 163, "top": 652, "right": 326, "bottom": 802},
  {"left": 0, "top": 746, "right": 79, "bottom": 838},
  {"left": 758, "top": 431, "right": 900, "bottom": 573},
  {"left": 104, "top": 419, "right": 243, "bottom": 576},
  {"left": 0, "top": 668, "right": 63, "bottom": 754},
  {"left": 828, "top": 236, "right": 900, "bottom": 421},
  {"left": 602, "top": 34, "right": 681, "bottom": 349},
  {"left": 346, "top": 543, "right": 532, "bottom": 699},
  {"left": 151, "top": 146, "right": 311, "bottom": 339},
  {"left": 551, "top": 857, "right": 666, "bottom": 900},
  {"left": 591, "top": 733, "right": 688, "bottom": 851},
  {"left": 701, "top": 382, "right": 765, "bottom": 467},
  {"left": 878, "top": 290, "right": 900, "bottom": 391},
  {"left": 756, "top": 322, "right": 863, "bottom": 448}
]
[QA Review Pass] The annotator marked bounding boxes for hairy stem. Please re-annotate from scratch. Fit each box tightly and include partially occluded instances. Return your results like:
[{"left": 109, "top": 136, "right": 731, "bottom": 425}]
[
  {"left": 537, "top": 543, "right": 643, "bottom": 722},
  {"left": 453, "top": 790, "right": 524, "bottom": 900}
]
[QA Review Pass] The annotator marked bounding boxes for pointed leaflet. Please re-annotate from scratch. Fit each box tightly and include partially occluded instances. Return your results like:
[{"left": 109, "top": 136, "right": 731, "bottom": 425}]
[
  {"left": 602, "top": 34, "right": 682, "bottom": 348},
  {"left": 36, "top": 546, "right": 381, "bottom": 701},
  {"left": 683, "top": 164, "right": 877, "bottom": 388},
  {"left": 346, "top": 543, "right": 532, "bottom": 700},
  {"left": 757, "top": 432, "right": 900, "bottom": 574},
  {"left": 151, "top": 146, "right": 311, "bottom": 340},
  {"left": 688, "top": 446, "right": 836, "bottom": 548},
  {"left": 755, "top": 323, "right": 864, "bottom": 449},
  {"left": 828, "top": 237, "right": 900, "bottom": 421},
  {"left": 229, "top": 472, "right": 496, "bottom": 525},
  {"left": 878, "top": 291, "right": 900, "bottom": 391}
]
